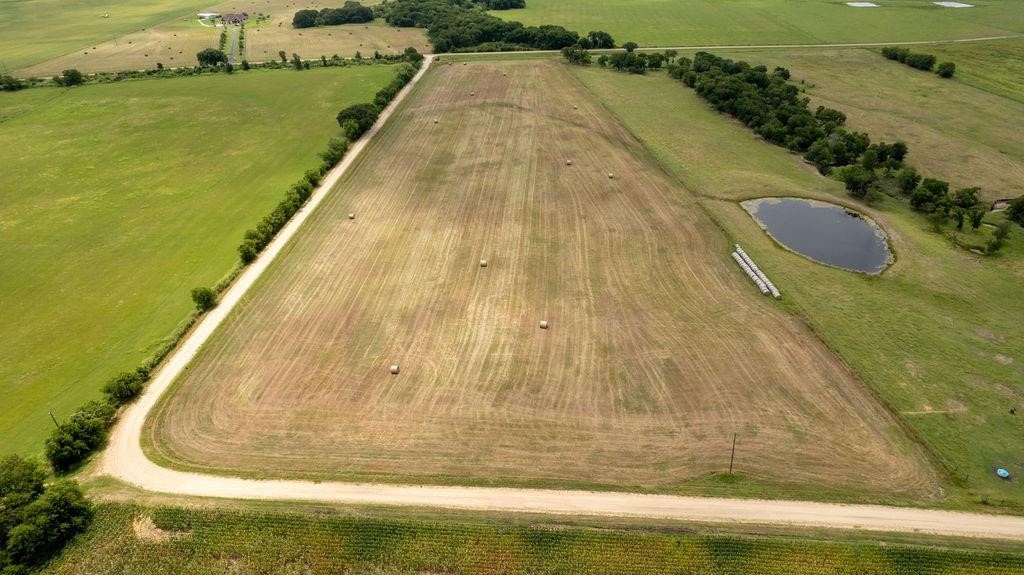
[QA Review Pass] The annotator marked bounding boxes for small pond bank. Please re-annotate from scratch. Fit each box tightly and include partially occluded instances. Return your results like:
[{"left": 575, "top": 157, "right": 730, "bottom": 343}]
[{"left": 742, "top": 197, "right": 893, "bottom": 274}]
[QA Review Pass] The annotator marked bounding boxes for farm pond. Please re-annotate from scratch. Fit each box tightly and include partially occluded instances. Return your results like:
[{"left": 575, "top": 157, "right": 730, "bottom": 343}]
[{"left": 742, "top": 197, "right": 892, "bottom": 274}]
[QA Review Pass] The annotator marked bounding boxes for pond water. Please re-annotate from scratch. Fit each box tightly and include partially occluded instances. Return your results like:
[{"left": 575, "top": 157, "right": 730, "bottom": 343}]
[{"left": 742, "top": 198, "right": 892, "bottom": 274}]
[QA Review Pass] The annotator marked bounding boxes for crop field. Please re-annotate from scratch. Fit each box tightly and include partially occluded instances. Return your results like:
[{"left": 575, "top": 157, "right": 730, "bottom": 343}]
[
  {"left": 572, "top": 51, "right": 1024, "bottom": 508},
  {"left": 41, "top": 503, "right": 1024, "bottom": 574},
  {"left": 703, "top": 46, "right": 1024, "bottom": 203},
  {"left": 0, "top": 65, "right": 395, "bottom": 456},
  {"left": 0, "top": 0, "right": 210, "bottom": 73},
  {"left": 15, "top": 0, "right": 428, "bottom": 77},
  {"left": 492, "top": 0, "right": 1024, "bottom": 48},
  {"left": 146, "top": 59, "right": 936, "bottom": 499}
]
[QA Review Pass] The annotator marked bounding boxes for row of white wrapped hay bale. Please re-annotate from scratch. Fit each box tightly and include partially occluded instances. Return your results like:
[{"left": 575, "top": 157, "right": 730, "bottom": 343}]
[
  {"left": 731, "top": 252, "right": 769, "bottom": 295},
  {"left": 733, "top": 244, "right": 781, "bottom": 299}
]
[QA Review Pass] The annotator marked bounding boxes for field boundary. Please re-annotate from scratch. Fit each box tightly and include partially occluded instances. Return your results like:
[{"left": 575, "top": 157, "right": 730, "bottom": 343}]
[{"left": 92, "top": 53, "right": 1024, "bottom": 542}]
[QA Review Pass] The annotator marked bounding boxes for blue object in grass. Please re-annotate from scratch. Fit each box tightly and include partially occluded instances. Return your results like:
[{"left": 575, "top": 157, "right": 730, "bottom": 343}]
[{"left": 996, "top": 468, "right": 1010, "bottom": 479}]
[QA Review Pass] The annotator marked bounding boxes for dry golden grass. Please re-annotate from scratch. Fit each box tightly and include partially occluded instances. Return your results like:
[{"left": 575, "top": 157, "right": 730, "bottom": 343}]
[
  {"left": 17, "top": 0, "right": 427, "bottom": 77},
  {"left": 146, "top": 60, "right": 938, "bottom": 497}
]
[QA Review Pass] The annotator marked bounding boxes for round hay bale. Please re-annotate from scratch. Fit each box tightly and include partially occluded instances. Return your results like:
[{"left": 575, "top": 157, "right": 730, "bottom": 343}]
[
  {"left": 573, "top": 105, "right": 578, "bottom": 110},
  {"left": 539, "top": 320, "right": 549, "bottom": 329},
  {"left": 566, "top": 159, "right": 573, "bottom": 166},
  {"left": 470, "top": 91, "right": 475, "bottom": 96},
  {"left": 348, "top": 213, "right": 355, "bottom": 220},
  {"left": 389, "top": 364, "right": 400, "bottom": 375},
  {"left": 607, "top": 173, "right": 614, "bottom": 179},
  {"left": 480, "top": 259, "right": 488, "bottom": 267},
  {"left": 434, "top": 118, "right": 438, "bottom": 124}
]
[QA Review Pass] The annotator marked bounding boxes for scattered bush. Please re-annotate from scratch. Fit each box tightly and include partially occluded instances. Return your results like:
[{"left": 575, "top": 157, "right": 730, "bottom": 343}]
[
  {"left": 478, "top": 0, "right": 524, "bottom": 8},
  {"left": 936, "top": 61, "right": 956, "bottom": 78}
]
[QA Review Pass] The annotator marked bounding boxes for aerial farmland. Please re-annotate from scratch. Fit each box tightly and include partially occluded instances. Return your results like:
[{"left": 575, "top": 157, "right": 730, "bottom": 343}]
[{"left": 1, "top": 0, "right": 1023, "bottom": 573}]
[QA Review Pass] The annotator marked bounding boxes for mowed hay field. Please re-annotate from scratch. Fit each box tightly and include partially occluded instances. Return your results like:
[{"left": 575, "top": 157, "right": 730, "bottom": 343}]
[
  {"left": 571, "top": 54, "right": 1024, "bottom": 507},
  {"left": 17, "top": 17, "right": 219, "bottom": 78},
  {"left": 16, "top": 0, "right": 428, "bottom": 77},
  {"left": 707, "top": 46, "right": 1024, "bottom": 203},
  {"left": 0, "top": 65, "right": 395, "bottom": 456},
  {"left": 0, "top": 0, "right": 209, "bottom": 73},
  {"left": 493, "top": 0, "right": 1024, "bottom": 47},
  {"left": 147, "top": 60, "right": 938, "bottom": 498}
]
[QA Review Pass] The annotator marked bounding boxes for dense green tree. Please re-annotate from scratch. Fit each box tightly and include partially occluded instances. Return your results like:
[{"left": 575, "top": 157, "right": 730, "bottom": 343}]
[
  {"left": 0, "top": 75, "right": 24, "bottom": 91},
  {"left": 196, "top": 48, "right": 227, "bottom": 66},
  {"left": 291, "top": 53, "right": 304, "bottom": 70},
  {"left": 102, "top": 370, "right": 146, "bottom": 405},
  {"left": 44, "top": 401, "right": 116, "bottom": 472},
  {"left": 337, "top": 103, "right": 380, "bottom": 139},
  {"left": 292, "top": 8, "right": 319, "bottom": 27},
  {"left": 936, "top": 61, "right": 956, "bottom": 78},
  {"left": 969, "top": 208, "right": 985, "bottom": 230},
  {"left": 279, "top": 50, "right": 288, "bottom": 63},
  {"left": 895, "top": 167, "right": 921, "bottom": 195},
  {"left": 910, "top": 178, "right": 950, "bottom": 211},
  {"left": 5, "top": 482, "right": 92, "bottom": 567},
  {"left": 587, "top": 30, "right": 615, "bottom": 49},
  {"left": 191, "top": 287, "right": 217, "bottom": 311},
  {"left": 622, "top": 41, "right": 638, "bottom": 53},
  {"left": 60, "top": 69, "right": 84, "bottom": 86},
  {"left": 836, "top": 165, "right": 876, "bottom": 199},
  {"left": 1006, "top": 196, "right": 1024, "bottom": 226}
]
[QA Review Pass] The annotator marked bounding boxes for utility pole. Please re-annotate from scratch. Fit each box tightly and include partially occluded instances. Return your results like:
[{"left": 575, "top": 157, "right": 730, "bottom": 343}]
[
  {"left": 728, "top": 433, "right": 737, "bottom": 475},
  {"left": 49, "top": 411, "right": 60, "bottom": 428}
]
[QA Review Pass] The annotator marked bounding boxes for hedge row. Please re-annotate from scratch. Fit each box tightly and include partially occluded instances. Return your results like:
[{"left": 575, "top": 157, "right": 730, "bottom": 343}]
[{"left": 881, "top": 46, "right": 955, "bottom": 78}]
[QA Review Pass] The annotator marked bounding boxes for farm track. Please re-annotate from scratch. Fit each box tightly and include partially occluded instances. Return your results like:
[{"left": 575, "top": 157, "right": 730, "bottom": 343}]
[{"left": 94, "top": 55, "right": 1024, "bottom": 542}]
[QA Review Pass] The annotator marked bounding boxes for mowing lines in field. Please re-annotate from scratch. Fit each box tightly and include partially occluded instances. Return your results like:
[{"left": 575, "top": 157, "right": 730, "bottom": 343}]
[{"left": 147, "top": 60, "right": 937, "bottom": 497}]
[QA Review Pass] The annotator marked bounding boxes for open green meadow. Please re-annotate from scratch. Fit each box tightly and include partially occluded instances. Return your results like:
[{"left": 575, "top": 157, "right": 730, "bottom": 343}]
[
  {"left": 0, "top": 65, "right": 395, "bottom": 457},
  {"left": 41, "top": 503, "right": 1024, "bottom": 574},
  {"left": 0, "top": 0, "right": 209, "bottom": 74},
  {"left": 494, "top": 0, "right": 1024, "bottom": 47},
  {"left": 927, "top": 38, "right": 1024, "bottom": 104},
  {"left": 572, "top": 49, "right": 1024, "bottom": 509}
]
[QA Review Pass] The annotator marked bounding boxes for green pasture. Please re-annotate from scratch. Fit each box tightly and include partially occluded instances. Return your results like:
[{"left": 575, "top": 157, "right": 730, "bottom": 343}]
[
  {"left": 42, "top": 503, "right": 1024, "bottom": 574},
  {"left": 572, "top": 56, "right": 1024, "bottom": 509},
  {"left": 0, "top": 0, "right": 210, "bottom": 74},
  {"left": 0, "top": 65, "right": 395, "bottom": 457},
  {"left": 927, "top": 38, "right": 1024, "bottom": 104},
  {"left": 494, "top": 0, "right": 1024, "bottom": 47}
]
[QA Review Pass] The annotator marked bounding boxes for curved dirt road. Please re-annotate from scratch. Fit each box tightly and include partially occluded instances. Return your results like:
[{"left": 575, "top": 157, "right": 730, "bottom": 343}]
[{"left": 99, "top": 53, "right": 1024, "bottom": 542}]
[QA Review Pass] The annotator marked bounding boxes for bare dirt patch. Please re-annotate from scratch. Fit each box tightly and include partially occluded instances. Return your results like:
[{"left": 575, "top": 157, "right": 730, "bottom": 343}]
[
  {"left": 147, "top": 60, "right": 938, "bottom": 498},
  {"left": 133, "top": 516, "right": 189, "bottom": 543}
]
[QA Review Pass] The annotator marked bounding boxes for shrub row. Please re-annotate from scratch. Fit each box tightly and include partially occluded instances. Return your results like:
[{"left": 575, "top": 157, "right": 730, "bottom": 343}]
[
  {"left": 238, "top": 51, "right": 422, "bottom": 265},
  {"left": 6, "top": 50, "right": 412, "bottom": 90},
  {"left": 380, "top": 0, "right": 585, "bottom": 52},
  {"left": 881, "top": 46, "right": 955, "bottom": 78},
  {"left": 292, "top": 1, "right": 374, "bottom": 28},
  {"left": 0, "top": 456, "right": 93, "bottom": 573}
]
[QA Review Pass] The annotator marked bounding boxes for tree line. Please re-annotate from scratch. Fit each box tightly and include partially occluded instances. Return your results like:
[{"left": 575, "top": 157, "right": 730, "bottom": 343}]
[
  {"left": 566, "top": 47, "right": 1016, "bottom": 253},
  {"left": 1, "top": 456, "right": 92, "bottom": 573},
  {"left": 881, "top": 46, "right": 956, "bottom": 78},
  {"left": 380, "top": 0, "right": 595, "bottom": 52},
  {"left": 292, "top": 1, "right": 375, "bottom": 28}
]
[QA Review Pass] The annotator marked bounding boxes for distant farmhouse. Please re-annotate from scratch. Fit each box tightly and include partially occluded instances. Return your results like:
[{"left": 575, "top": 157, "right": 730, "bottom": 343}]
[{"left": 222, "top": 13, "right": 248, "bottom": 25}]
